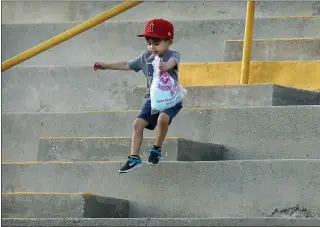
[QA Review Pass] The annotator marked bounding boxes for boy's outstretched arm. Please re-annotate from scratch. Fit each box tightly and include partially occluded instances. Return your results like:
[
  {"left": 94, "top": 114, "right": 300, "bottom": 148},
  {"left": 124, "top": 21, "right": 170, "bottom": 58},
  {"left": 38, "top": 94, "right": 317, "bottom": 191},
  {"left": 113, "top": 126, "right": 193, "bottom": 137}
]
[{"left": 94, "top": 61, "right": 131, "bottom": 71}]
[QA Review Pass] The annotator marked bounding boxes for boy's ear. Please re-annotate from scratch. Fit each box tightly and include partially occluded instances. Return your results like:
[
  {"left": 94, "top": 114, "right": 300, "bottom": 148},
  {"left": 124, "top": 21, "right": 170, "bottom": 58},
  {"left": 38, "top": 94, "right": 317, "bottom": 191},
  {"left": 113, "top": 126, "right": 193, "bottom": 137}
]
[{"left": 168, "top": 39, "right": 173, "bottom": 45}]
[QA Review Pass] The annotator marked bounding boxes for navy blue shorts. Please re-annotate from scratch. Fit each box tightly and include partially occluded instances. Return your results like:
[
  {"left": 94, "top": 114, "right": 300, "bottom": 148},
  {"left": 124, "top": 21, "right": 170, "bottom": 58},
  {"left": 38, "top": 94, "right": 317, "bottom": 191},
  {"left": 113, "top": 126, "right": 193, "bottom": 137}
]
[{"left": 137, "top": 99, "right": 183, "bottom": 130}]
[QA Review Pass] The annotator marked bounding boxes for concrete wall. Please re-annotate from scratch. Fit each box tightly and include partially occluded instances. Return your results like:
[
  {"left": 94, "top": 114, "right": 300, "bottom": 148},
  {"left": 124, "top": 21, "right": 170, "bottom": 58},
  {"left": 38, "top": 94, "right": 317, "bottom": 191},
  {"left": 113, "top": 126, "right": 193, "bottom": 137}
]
[{"left": 2, "top": 1, "right": 320, "bottom": 24}]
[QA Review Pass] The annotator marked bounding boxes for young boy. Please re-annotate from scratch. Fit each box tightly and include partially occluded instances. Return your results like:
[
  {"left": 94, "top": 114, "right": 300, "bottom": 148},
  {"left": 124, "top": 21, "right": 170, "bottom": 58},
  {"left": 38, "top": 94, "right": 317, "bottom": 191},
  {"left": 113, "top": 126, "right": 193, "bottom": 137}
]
[{"left": 93, "top": 18, "right": 182, "bottom": 173}]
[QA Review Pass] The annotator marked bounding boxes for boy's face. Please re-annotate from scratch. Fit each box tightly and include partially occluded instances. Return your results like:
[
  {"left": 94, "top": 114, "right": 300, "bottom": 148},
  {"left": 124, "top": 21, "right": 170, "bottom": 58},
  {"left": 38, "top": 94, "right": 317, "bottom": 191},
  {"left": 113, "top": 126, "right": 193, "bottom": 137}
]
[{"left": 146, "top": 37, "right": 172, "bottom": 56}]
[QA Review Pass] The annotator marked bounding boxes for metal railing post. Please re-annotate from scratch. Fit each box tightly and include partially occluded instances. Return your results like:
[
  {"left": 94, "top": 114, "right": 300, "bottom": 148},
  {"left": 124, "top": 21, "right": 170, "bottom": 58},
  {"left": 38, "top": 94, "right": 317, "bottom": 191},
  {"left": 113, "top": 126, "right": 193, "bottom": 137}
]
[
  {"left": 240, "top": 1, "right": 256, "bottom": 84},
  {"left": 1, "top": 1, "right": 143, "bottom": 72}
]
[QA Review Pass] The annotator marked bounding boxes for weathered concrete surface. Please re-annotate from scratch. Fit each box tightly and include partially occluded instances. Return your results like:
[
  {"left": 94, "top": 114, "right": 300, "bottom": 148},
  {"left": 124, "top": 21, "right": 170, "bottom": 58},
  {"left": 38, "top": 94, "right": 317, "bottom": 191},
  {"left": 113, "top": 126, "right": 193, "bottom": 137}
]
[
  {"left": 1, "top": 193, "right": 129, "bottom": 218},
  {"left": 37, "top": 137, "right": 224, "bottom": 162},
  {"left": 2, "top": 18, "right": 320, "bottom": 65},
  {"left": 2, "top": 1, "right": 319, "bottom": 24},
  {"left": 3, "top": 66, "right": 320, "bottom": 112},
  {"left": 2, "top": 106, "right": 320, "bottom": 162},
  {"left": 2, "top": 160, "right": 320, "bottom": 218},
  {"left": 223, "top": 38, "right": 320, "bottom": 61},
  {"left": 129, "top": 85, "right": 320, "bottom": 109},
  {"left": 1, "top": 66, "right": 144, "bottom": 112},
  {"left": 2, "top": 217, "right": 320, "bottom": 227},
  {"left": 272, "top": 85, "right": 320, "bottom": 105}
]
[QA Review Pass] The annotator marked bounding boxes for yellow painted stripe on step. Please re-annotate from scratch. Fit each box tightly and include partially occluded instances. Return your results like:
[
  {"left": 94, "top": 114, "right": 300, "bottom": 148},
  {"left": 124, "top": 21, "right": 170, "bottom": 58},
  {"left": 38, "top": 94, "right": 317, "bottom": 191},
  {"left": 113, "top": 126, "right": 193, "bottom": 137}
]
[
  {"left": 226, "top": 37, "right": 320, "bottom": 42},
  {"left": 270, "top": 16, "right": 320, "bottom": 19},
  {"left": 2, "top": 160, "right": 125, "bottom": 165},
  {"left": 2, "top": 160, "right": 191, "bottom": 165},
  {"left": 39, "top": 136, "right": 180, "bottom": 140},
  {"left": 135, "top": 83, "right": 276, "bottom": 88},
  {"left": 2, "top": 192, "right": 96, "bottom": 196},
  {"left": 85, "top": 107, "right": 230, "bottom": 113},
  {"left": 2, "top": 218, "right": 40, "bottom": 221},
  {"left": 178, "top": 61, "right": 320, "bottom": 90},
  {"left": 84, "top": 109, "right": 140, "bottom": 113},
  {"left": 179, "top": 83, "right": 277, "bottom": 88},
  {"left": 2, "top": 161, "right": 73, "bottom": 164}
]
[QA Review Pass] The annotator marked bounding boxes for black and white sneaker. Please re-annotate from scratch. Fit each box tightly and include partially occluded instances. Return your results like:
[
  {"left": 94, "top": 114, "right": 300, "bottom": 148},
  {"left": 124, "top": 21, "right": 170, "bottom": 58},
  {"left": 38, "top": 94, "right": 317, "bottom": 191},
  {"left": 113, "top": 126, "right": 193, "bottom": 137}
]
[{"left": 119, "top": 156, "right": 143, "bottom": 173}]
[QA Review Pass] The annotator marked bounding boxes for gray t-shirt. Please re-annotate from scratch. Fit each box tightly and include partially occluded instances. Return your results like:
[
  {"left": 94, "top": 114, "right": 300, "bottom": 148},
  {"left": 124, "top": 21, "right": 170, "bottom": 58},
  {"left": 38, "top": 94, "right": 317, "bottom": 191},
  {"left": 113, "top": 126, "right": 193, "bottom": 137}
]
[{"left": 128, "top": 50, "right": 180, "bottom": 97}]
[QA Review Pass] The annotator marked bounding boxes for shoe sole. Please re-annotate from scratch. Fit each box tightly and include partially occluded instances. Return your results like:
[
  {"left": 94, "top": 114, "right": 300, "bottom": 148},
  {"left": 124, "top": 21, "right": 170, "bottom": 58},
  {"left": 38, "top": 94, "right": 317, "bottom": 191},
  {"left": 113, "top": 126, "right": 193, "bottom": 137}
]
[
  {"left": 119, "top": 163, "right": 142, "bottom": 173},
  {"left": 147, "top": 161, "right": 159, "bottom": 165},
  {"left": 147, "top": 157, "right": 162, "bottom": 165}
]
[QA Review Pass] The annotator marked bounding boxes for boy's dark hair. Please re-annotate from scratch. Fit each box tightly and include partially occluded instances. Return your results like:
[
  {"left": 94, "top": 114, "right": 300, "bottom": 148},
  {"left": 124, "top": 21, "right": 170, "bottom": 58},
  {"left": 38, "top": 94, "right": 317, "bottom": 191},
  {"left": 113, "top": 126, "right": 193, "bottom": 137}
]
[{"left": 145, "top": 37, "right": 170, "bottom": 42}]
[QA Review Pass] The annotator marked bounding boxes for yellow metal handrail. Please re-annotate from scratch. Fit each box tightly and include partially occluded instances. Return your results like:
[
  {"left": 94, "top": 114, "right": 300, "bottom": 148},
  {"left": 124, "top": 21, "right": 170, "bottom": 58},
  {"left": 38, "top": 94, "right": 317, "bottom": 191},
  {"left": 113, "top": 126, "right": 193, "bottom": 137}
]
[
  {"left": 3, "top": 0, "right": 256, "bottom": 84},
  {"left": 1, "top": 1, "right": 143, "bottom": 72},
  {"left": 240, "top": 1, "right": 256, "bottom": 84}
]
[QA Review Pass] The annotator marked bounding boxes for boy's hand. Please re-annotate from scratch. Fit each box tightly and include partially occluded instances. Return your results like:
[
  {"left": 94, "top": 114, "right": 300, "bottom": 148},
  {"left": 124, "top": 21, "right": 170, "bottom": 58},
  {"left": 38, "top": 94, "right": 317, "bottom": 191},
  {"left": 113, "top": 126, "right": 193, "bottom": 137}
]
[
  {"left": 93, "top": 62, "right": 105, "bottom": 71},
  {"left": 159, "top": 58, "right": 177, "bottom": 72},
  {"left": 159, "top": 62, "right": 169, "bottom": 72}
]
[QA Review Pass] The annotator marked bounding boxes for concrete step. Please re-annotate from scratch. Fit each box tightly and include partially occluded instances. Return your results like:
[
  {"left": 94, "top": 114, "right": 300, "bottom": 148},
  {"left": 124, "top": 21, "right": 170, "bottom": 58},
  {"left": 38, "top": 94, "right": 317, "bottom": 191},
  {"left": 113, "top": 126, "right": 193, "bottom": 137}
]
[
  {"left": 223, "top": 38, "right": 320, "bottom": 61},
  {"left": 1, "top": 66, "right": 145, "bottom": 112},
  {"left": 176, "top": 61, "right": 320, "bottom": 90},
  {"left": 2, "top": 217, "right": 320, "bottom": 227},
  {"left": 37, "top": 137, "right": 224, "bottom": 162},
  {"left": 1, "top": 193, "right": 129, "bottom": 218},
  {"left": 2, "top": 17, "right": 320, "bottom": 65},
  {"left": 3, "top": 1, "right": 320, "bottom": 23},
  {"left": 2, "top": 106, "right": 320, "bottom": 162},
  {"left": 129, "top": 85, "right": 320, "bottom": 109},
  {"left": 3, "top": 65, "right": 320, "bottom": 112},
  {"left": 2, "top": 160, "right": 320, "bottom": 218}
]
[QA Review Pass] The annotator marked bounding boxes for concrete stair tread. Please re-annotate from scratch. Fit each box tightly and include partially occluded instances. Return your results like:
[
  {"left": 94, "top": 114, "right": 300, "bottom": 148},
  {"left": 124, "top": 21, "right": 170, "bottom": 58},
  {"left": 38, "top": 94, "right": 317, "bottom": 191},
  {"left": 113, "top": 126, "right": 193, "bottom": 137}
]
[
  {"left": 3, "top": 106, "right": 320, "bottom": 161},
  {"left": 1, "top": 193, "right": 129, "bottom": 219},
  {"left": 3, "top": 17, "right": 320, "bottom": 64},
  {"left": 130, "top": 84, "right": 320, "bottom": 109},
  {"left": 3, "top": 63, "right": 319, "bottom": 113},
  {"left": 2, "top": 217, "right": 320, "bottom": 226},
  {"left": 223, "top": 37, "right": 320, "bottom": 61},
  {"left": 2, "top": 160, "right": 320, "bottom": 218},
  {"left": 3, "top": 16, "right": 320, "bottom": 25},
  {"left": 3, "top": 63, "right": 319, "bottom": 111},
  {"left": 38, "top": 137, "right": 224, "bottom": 161}
]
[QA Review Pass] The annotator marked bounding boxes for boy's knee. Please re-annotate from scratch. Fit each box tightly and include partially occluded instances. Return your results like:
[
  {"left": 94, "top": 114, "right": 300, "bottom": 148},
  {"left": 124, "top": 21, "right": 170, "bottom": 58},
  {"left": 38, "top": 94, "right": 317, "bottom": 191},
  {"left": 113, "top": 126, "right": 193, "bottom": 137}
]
[
  {"left": 158, "top": 113, "right": 170, "bottom": 125},
  {"left": 133, "top": 118, "right": 148, "bottom": 132}
]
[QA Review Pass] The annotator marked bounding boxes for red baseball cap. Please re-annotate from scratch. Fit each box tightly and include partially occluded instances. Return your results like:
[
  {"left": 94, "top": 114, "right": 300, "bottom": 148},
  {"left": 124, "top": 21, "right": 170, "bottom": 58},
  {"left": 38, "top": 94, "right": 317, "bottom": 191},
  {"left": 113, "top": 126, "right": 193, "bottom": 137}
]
[{"left": 137, "top": 18, "right": 174, "bottom": 40}]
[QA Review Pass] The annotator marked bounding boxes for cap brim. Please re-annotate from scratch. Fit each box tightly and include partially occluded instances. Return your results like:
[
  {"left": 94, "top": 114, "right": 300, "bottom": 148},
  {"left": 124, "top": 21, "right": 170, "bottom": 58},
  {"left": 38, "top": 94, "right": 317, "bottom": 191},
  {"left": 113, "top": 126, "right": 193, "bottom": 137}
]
[
  {"left": 137, "top": 33, "right": 146, "bottom": 37},
  {"left": 137, "top": 33, "right": 173, "bottom": 39}
]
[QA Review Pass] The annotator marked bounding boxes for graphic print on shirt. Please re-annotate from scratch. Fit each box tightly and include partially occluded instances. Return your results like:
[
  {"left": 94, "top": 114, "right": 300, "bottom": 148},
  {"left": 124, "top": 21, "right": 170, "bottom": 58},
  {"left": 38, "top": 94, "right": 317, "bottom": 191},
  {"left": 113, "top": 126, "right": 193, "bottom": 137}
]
[
  {"left": 148, "top": 63, "right": 154, "bottom": 78},
  {"left": 147, "top": 63, "right": 154, "bottom": 86}
]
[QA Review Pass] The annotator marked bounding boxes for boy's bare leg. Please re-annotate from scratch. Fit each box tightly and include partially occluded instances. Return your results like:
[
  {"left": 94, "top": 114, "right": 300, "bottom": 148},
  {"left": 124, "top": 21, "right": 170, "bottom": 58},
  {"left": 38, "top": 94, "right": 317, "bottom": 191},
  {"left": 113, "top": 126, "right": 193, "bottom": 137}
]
[
  {"left": 119, "top": 118, "right": 148, "bottom": 173},
  {"left": 154, "top": 113, "right": 170, "bottom": 147},
  {"left": 131, "top": 118, "right": 149, "bottom": 156}
]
